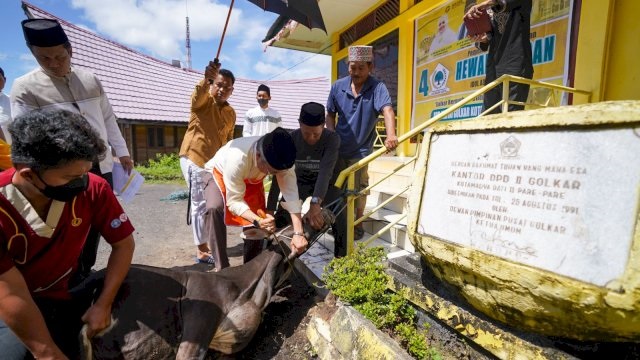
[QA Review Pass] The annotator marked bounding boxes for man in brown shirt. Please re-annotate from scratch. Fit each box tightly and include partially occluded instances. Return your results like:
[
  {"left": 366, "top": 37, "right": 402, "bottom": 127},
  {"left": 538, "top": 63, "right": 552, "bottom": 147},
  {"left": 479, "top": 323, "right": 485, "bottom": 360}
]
[{"left": 179, "top": 61, "right": 236, "bottom": 264}]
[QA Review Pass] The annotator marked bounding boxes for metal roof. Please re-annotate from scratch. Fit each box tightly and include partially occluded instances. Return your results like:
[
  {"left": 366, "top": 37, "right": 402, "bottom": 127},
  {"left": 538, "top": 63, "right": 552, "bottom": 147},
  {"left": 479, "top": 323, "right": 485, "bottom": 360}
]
[{"left": 24, "top": 1, "right": 330, "bottom": 129}]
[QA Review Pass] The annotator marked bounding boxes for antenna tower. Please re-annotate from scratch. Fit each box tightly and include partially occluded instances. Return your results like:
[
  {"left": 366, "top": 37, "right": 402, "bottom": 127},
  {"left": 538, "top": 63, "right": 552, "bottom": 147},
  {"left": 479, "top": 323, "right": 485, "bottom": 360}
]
[{"left": 185, "top": 0, "right": 192, "bottom": 69}]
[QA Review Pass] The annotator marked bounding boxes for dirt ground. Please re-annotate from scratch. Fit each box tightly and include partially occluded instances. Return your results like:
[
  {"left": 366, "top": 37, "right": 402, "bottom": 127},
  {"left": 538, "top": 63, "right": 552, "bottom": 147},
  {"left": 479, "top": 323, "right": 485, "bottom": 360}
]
[{"left": 95, "top": 183, "right": 321, "bottom": 359}]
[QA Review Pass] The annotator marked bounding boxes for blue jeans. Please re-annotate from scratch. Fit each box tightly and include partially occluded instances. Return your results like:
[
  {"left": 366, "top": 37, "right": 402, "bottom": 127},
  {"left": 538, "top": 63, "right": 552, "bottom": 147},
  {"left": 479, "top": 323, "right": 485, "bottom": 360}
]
[{"left": 0, "top": 319, "right": 29, "bottom": 360}]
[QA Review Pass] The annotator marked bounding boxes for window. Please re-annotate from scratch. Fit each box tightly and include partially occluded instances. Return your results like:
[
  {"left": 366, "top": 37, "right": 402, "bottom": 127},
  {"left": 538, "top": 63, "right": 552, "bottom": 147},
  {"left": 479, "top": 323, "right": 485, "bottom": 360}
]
[{"left": 147, "top": 127, "right": 165, "bottom": 147}]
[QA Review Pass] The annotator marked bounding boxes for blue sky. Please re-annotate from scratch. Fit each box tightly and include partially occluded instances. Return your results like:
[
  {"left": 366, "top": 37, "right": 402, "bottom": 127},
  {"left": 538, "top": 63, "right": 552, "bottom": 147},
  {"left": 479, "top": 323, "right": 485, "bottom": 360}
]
[{"left": 0, "top": 0, "right": 331, "bottom": 94}]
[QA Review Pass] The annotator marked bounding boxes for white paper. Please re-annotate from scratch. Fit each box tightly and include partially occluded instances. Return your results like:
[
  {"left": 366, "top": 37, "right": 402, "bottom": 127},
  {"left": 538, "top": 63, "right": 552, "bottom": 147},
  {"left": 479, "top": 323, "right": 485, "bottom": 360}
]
[{"left": 112, "top": 163, "right": 144, "bottom": 204}]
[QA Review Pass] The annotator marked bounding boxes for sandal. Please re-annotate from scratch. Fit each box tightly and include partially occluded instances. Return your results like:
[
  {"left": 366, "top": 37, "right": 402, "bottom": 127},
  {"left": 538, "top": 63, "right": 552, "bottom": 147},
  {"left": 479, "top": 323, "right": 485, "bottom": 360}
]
[{"left": 195, "top": 254, "right": 216, "bottom": 264}]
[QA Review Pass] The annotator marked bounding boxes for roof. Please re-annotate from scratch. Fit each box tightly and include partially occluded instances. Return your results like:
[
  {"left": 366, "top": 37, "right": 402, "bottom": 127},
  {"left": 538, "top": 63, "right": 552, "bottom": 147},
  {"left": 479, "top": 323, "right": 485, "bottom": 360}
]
[{"left": 23, "top": 1, "right": 331, "bottom": 129}]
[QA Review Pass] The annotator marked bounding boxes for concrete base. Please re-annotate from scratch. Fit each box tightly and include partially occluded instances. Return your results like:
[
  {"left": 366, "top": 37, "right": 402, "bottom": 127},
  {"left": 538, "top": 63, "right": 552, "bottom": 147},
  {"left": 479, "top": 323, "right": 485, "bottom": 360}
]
[
  {"left": 307, "top": 305, "right": 415, "bottom": 360},
  {"left": 387, "top": 254, "right": 581, "bottom": 360}
]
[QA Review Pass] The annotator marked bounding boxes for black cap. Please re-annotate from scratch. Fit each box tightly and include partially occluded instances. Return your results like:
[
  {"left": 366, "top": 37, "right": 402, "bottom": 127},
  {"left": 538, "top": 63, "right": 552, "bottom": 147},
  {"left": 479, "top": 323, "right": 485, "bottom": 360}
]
[
  {"left": 299, "top": 102, "right": 325, "bottom": 126},
  {"left": 260, "top": 127, "right": 296, "bottom": 170},
  {"left": 0, "top": 67, "right": 4, "bottom": 78},
  {"left": 257, "top": 84, "right": 270, "bottom": 96},
  {"left": 22, "top": 19, "right": 69, "bottom": 47}
]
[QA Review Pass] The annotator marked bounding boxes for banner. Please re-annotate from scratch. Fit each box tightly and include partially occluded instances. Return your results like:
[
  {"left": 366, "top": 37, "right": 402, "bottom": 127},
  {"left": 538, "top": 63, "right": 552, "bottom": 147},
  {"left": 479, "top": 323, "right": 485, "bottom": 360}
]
[{"left": 412, "top": 0, "right": 573, "bottom": 127}]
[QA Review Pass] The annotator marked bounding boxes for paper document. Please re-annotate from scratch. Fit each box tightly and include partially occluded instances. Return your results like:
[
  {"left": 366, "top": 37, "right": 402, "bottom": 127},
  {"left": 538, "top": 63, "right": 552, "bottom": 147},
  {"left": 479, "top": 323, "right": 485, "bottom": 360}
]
[{"left": 112, "top": 163, "right": 144, "bottom": 204}]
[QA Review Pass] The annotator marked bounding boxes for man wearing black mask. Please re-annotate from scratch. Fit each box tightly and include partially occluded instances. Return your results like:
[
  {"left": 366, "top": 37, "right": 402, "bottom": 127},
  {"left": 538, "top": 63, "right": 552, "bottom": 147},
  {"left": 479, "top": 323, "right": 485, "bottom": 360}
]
[
  {"left": 242, "top": 84, "right": 282, "bottom": 137},
  {"left": 0, "top": 109, "right": 135, "bottom": 359}
]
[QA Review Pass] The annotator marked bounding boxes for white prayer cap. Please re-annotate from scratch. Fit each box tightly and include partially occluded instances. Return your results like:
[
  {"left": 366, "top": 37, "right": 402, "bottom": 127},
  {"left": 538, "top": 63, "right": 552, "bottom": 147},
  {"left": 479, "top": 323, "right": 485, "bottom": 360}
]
[{"left": 348, "top": 45, "right": 373, "bottom": 62}]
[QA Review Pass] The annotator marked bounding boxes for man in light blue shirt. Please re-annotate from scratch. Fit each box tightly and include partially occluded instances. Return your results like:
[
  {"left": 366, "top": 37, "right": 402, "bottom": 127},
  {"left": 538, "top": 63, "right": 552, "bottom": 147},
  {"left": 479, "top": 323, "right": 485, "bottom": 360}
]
[{"left": 326, "top": 45, "right": 398, "bottom": 239}]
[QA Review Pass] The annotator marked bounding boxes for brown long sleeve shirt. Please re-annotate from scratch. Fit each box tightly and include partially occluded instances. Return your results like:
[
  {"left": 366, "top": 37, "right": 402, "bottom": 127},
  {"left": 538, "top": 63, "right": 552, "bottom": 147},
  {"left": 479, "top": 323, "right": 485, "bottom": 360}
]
[{"left": 179, "top": 79, "right": 236, "bottom": 168}]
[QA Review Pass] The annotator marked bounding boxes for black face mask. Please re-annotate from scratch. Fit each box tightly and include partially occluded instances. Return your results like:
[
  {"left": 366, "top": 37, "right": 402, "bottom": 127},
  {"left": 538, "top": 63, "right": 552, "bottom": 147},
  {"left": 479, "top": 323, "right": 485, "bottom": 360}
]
[
  {"left": 257, "top": 98, "right": 268, "bottom": 107},
  {"left": 35, "top": 172, "right": 89, "bottom": 202}
]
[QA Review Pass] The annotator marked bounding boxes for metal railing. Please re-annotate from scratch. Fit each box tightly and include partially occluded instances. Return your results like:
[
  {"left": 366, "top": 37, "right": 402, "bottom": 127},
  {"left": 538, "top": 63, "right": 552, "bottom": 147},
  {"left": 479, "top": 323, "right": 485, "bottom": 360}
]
[{"left": 334, "top": 74, "right": 591, "bottom": 255}]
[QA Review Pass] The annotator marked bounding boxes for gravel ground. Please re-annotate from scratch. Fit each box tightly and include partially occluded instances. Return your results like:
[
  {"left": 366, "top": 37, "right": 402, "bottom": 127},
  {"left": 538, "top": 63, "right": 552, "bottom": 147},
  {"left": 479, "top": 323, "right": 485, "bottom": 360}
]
[{"left": 95, "top": 183, "right": 319, "bottom": 359}]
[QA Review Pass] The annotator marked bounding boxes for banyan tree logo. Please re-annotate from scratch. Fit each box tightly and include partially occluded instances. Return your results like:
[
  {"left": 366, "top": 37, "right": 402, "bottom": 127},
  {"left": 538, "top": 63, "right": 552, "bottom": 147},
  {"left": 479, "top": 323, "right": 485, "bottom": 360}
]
[
  {"left": 428, "top": 63, "right": 450, "bottom": 96},
  {"left": 500, "top": 135, "right": 521, "bottom": 157}
]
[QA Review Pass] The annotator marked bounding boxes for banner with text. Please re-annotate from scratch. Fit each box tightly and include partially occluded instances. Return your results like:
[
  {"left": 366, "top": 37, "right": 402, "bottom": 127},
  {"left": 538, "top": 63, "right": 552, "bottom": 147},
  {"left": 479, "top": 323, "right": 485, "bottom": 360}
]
[{"left": 412, "top": 0, "right": 573, "bottom": 127}]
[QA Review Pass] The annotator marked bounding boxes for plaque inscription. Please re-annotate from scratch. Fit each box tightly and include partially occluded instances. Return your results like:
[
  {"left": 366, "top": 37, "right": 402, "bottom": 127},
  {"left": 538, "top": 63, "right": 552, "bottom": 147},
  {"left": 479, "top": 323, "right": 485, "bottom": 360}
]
[{"left": 418, "top": 129, "right": 640, "bottom": 286}]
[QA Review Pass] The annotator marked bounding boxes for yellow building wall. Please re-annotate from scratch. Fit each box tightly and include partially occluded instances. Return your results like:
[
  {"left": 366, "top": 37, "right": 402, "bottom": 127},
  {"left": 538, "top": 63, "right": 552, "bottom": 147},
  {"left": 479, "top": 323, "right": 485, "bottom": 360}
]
[
  {"left": 331, "top": 0, "right": 638, "bottom": 154},
  {"left": 603, "top": 0, "right": 640, "bottom": 100}
]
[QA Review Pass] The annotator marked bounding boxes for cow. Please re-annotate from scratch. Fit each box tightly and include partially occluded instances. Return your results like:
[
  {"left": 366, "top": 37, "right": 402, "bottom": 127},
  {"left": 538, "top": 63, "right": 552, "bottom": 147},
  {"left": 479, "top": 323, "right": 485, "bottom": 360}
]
[{"left": 78, "top": 209, "right": 335, "bottom": 360}]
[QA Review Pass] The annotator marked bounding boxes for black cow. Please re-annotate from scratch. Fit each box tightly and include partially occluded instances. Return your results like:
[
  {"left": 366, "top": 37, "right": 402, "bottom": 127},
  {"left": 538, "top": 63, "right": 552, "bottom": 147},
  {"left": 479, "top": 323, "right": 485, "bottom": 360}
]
[{"left": 80, "top": 209, "right": 334, "bottom": 360}]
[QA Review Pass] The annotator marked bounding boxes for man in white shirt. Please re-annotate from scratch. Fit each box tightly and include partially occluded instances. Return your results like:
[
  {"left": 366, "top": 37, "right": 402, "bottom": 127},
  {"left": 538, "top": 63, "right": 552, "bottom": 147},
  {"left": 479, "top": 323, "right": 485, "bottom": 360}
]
[
  {"left": 11, "top": 19, "right": 134, "bottom": 280},
  {"left": 242, "top": 84, "right": 282, "bottom": 137},
  {"left": 203, "top": 128, "right": 307, "bottom": 271},
  {"left": 0, "top": 67, "right": 11, "bottom": 144}
]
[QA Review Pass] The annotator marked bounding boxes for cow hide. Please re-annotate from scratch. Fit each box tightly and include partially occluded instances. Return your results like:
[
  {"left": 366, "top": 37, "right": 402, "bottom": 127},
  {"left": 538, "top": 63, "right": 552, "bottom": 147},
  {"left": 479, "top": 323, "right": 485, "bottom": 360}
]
[{"left": 80, "top": 246, "right": 293, "bottom": 360}]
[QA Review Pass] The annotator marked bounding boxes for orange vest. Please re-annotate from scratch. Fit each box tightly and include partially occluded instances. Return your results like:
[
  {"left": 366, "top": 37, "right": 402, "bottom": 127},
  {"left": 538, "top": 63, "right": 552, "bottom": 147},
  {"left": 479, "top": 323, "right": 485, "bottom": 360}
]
[{"left": 212, "top": 167, "right": 265, "bottom": 227}]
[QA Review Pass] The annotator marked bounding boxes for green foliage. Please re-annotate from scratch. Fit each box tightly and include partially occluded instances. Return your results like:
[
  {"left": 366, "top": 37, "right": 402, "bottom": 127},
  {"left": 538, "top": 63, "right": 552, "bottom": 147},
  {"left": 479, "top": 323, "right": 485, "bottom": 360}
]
[
  {"left": 135, "top": 153, "right": 183, "bottom": 183},
  {"left": 322, "top": 245, "right": 441, "bottom": 359}
]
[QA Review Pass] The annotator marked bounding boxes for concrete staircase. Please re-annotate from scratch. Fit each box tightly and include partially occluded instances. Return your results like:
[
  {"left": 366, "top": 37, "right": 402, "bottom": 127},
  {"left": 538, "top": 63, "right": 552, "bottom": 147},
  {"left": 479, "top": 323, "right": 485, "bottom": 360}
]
[{"left": 294, "top": 156, "right": 416, "bottom": 294}]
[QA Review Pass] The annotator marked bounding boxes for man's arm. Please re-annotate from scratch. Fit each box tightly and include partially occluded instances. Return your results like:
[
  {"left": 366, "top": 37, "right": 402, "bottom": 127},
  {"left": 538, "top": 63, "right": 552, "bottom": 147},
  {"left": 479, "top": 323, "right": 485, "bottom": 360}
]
[
  {"left": 0, "top": 267, "right": 67, "bottom": 359},
  {"left": 288, "top": 212, "right": 308, "bottom": 255},
  {"left": 192, "top": 61, "right": 219, "bottom": 112},
  {"left": 96, "top": 78, "right": 133, "bottom": 174},
  {"left": 81, "top": 235, "right": 134, "bottom": 338},
  {"left": 305, "top": 133, "right": 340, "bottom": 229},
  {"left": 10, "top": 80, "right": 39, "bottom": 119},
  {"left": 242, "top": 111, "right": 253, "bottom": 137},
  {"left": 381, "top": 106, "right": 398, "bottom": 151},
  {"left": 325, "top": 112, "right": 337, "bottom": 131}
]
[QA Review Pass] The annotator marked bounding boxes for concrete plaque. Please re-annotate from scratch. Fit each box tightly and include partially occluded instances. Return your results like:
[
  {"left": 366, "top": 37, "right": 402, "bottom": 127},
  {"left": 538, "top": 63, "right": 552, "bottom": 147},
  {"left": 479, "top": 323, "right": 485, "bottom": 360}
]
[{"left": 417, "top": 128, "right": 640, "bottom": 286}]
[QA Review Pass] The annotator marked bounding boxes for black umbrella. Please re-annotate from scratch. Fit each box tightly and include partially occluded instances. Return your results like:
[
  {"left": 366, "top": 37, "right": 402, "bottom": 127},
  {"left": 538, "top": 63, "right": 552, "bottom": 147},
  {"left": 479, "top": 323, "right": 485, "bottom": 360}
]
[
  {"left": 214, "top": 0, "right": 326, "bottom": 62},
  {"left": 247, "top": 0, "right": 326, "bottom": 33}
]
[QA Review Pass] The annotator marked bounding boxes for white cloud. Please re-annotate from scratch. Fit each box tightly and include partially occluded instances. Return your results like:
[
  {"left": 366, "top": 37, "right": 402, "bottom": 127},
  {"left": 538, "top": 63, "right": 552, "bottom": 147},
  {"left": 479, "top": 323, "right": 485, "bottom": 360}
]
[
  {"left": 0, "top": 53, "right": 7, "bottom": 61},
  {"left": 19, "top": 53, "right": 38, "bottom": 72},
  {"left": 67, "top": 0, "right": 330, "bottom": 81},
  {"left": 70, "top": 0, "right": 240, "bottom": 59}
]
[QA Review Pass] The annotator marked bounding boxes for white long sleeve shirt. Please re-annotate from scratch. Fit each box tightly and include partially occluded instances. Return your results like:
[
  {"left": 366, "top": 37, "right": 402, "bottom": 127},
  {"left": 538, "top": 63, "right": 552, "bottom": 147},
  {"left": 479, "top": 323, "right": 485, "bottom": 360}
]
[
  {"left": 0, "top": 92, "right": 11, "bottom": 144},
  {"left": 11, "top": 67, "right": 130, "bottom": 174},
  {"left": 205, "top": 136, "right": 302, "bottom": 216},
  {"left": 242, "top": 106, "right": 282, "bottom": 137}
]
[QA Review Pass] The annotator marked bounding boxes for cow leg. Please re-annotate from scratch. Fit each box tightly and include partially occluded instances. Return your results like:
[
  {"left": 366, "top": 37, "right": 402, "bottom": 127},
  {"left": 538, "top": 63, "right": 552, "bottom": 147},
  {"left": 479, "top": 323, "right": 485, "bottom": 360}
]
[
  {"left": 209, "top": 300, "right": 262, "bottom": 355},
  {"left": 176, "top": 293, "right": 224, "bottom": 360}
]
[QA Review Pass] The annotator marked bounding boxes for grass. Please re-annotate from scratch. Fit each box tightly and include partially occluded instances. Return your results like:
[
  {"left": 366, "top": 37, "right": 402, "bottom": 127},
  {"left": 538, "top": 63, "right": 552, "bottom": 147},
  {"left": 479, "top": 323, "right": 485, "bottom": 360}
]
[
  {"left": 322, "top": 245, "right": 442, "bottom": 359},
  {"left": 135, "top": 153, "right": 183, "bottom": 184}
]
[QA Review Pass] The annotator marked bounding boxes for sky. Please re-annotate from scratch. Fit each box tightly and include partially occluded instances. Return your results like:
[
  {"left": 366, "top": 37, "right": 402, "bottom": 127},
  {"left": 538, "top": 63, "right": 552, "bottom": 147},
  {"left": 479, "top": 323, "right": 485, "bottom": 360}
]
[{"left": 0, "top": 0, "right": 331, "bottom": 94}]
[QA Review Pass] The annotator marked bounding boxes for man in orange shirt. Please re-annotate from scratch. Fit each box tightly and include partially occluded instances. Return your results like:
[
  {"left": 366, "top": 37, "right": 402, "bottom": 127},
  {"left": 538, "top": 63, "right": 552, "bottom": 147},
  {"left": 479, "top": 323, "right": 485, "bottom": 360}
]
[{"left": 179, "top": 61, "right": 236, "bottom": 264}]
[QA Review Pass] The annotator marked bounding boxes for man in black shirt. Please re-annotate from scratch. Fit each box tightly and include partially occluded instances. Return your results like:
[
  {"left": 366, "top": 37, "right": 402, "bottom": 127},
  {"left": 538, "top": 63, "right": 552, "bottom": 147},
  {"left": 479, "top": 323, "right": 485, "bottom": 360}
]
[
  {"left": 465, "top": 0, "right": 533, "bottom": 113},
  {"left": 267, "top": 102, "right": 347, "bottom": 257}
]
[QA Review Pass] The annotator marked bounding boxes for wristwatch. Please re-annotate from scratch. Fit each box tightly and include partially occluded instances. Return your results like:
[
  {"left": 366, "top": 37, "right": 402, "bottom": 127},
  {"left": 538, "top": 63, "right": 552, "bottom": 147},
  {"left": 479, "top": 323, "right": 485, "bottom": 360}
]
[
  {"left": 310, "top": 196, "right": 321, "bottom": 205},
  {"left": 253, "top": 218, "right": 261, "bottom": 228}
]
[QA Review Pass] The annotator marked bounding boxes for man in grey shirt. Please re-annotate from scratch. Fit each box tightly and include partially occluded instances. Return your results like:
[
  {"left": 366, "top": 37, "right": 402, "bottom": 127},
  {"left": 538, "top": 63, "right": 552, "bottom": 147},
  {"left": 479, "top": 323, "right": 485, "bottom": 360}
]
[{"left": 267, "top": 102, "right": 347, "bottom": 257}]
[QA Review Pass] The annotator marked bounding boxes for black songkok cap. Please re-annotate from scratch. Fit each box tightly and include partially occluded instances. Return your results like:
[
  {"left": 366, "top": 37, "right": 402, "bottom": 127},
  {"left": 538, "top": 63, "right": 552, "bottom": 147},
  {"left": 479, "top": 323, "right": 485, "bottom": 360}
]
[
  {"left": 299, "top": 102, "right": 325, "bottom": 126},
  {"left": 22, "top": 19, "right": 69, "bottom": 47},
  {"left": 0, "top": 67, "right": 4, "bottom": 78},
  {"left": 257, "top": 84, "right": 270, "bottom": 96},
  {"left": 260, "top": 127, "right": 296, "bottom": 170}
]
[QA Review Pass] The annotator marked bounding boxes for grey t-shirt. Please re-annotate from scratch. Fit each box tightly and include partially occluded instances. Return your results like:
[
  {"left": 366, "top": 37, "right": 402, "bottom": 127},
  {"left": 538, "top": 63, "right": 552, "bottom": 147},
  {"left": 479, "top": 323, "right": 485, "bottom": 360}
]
[{"left": 267, "top": 128, "right": 340, "bottom": 209}]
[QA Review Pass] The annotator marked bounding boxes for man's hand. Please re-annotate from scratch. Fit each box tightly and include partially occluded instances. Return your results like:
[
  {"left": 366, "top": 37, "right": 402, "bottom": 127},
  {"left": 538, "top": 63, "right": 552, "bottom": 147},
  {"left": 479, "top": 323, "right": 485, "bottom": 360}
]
[
  {"left": 205, "top": 61, "right": 220, "bottom": 82},
  {"left": 469, "top": 33, "right": 489, "bottom": 43},
  {"left": 304, "top": 204, "right": 325, "bottom": 230},
  {"left": 257, "top": 214, "right": 276, "bottom": 233},
  {"left": 119, "top": 156, "right": 133, "bottom": 175},
  {"left": 291, "top": 233, "right": 308, "bottom": 256},
  {"left": 81, "top": 302, "right": 112, "bottom": 339},
  {"left": 384, "top": 134, "right": 399, "bottom": 151},
  {"left": 464, "top": 0, "right": 495, "bottom": 20}
]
